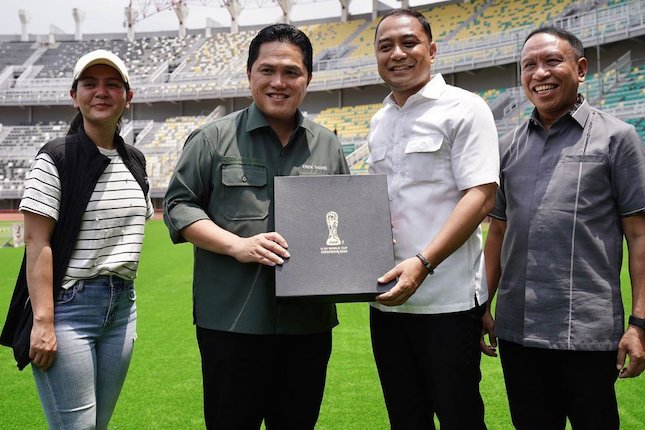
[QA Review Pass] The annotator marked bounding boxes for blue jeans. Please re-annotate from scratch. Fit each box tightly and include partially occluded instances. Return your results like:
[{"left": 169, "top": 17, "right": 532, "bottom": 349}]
[{"left": 32, "top": 276, "right": 137, "bottom": 430}]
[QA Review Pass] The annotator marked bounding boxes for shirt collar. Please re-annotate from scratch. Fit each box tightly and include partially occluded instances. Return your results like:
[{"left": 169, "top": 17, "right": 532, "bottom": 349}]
[
  {"left": 569, "top": 94, "right": 591, "bottom": 128},
  {"left": 245, "top": 101, "right": 311, "bottom": 135},
  {"left": 383, "top": 73, "right": 446, "bottom": 108},
  {"left": 529, "top": 94, "right": 589, "bottom": 129}
]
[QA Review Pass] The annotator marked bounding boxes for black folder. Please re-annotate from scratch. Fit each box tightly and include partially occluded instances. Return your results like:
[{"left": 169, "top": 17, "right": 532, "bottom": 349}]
[{"left": 274, "top": 174, "right": 395, "bottom": 303}]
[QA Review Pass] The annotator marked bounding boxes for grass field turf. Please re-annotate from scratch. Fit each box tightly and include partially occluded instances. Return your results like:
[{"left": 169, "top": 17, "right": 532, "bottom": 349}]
[{"left": 0, "top": 220, "right": 643, "bottom": 429}]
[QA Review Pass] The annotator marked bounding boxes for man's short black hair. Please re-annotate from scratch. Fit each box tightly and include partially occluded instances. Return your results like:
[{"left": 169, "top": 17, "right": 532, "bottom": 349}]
[
  {"left": 374, "top": 8, "right": 433, "bottom": 43},
  {"left": 247, "top": 24, "right": 313, "bottom": 76},
  {"left": 523, "top": 26, "right": 585, "bottom": 59}
]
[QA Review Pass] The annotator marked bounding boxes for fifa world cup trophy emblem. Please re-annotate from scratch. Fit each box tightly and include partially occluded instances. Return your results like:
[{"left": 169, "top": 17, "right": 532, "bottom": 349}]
[{"left": 325, "top": 211, "right": 341, "bottom": 246}]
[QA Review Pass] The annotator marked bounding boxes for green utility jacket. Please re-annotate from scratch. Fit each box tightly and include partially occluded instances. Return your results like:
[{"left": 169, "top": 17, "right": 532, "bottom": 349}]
[{"left": 164, "top": 103, "right": 350, "bottom": 334}]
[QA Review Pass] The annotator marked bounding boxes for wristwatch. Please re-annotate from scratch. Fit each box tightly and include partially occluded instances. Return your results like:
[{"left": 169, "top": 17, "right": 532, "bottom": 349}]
[
  {"left": 415, "top": 253, "right": 435, "bottom": 275},
  {"left": 628, "top": 315, "right": 645, "bottom": 329}
]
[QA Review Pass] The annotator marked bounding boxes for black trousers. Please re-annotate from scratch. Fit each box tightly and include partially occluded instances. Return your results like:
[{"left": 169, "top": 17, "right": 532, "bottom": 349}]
[
  {"left": 196, "top": 327, "right": 332, "bottom": 430},
  {"left": 499, "top": 339, "right": 620, "bottom": 430},
  {"left": 370, "top": 305, "right": 487, "bottom": 430}
]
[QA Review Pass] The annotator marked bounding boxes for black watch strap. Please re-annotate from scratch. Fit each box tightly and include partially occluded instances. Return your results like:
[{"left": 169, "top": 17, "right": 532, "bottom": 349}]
[{"left": 628, "top": 315, "right": 645, "bottom": 329}]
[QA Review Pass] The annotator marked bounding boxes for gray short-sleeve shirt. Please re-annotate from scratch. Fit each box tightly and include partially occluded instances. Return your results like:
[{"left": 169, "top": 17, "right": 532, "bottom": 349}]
[{"left": 491, "top": 98, "right": 645, "bottom": 351}]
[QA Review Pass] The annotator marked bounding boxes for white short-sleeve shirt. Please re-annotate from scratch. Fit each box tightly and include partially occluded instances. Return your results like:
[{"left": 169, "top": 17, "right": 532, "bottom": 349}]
[{"left": 368, "top": 74, "right": 499, "bottom": 314}]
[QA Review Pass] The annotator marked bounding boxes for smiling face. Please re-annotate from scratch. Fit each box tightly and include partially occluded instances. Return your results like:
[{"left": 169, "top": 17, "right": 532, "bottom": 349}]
[
  {"left": 520, "top": 32, "right": 587, "bottom": 128},
  {"left": 375, "top": 14, "right": 436, "bottom": 106},
  {"left": 247, "top": 41, "right": 311, "bottom": 132},
  {"left": 71, "top": 64, "right": 132, "bottom": 131}
]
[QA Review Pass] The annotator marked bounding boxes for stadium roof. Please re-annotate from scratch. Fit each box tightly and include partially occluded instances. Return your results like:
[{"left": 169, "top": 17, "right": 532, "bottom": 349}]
[{"left": 0, "top": 0, "right": 447, "bottom": 36}]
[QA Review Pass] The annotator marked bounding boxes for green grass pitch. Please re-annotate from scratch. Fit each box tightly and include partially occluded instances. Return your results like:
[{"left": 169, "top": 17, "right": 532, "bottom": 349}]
[{"left": 0, "top": 220, "right": 643, "bottom": 429}]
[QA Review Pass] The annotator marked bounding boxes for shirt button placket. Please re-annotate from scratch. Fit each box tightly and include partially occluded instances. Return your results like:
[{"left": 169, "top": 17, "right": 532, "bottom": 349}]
[{"left": 390, "top": 109, "right": 405, "bottom": 198}]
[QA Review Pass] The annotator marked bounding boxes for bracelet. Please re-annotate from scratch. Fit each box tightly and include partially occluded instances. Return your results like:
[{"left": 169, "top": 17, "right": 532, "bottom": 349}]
[{"left": 415, "top": 253, "right": 435, "bottom": 275}]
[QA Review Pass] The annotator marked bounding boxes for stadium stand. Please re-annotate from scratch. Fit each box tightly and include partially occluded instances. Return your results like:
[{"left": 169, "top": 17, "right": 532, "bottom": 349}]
[
  {"left": 302, "top": 19, "right": 367, "bottom": 61},
  {"left": 139, "top": 107, "right": 224, "bottom": 196},
  {"left": 181, "top": 31, "right": 254, "bottom": 78},
  {"left": 0, "top": 159, "right": 30, "bottom": 195},
  {"left": 0, "top": 41, "right": 35, "bottom": 71},
  {"left": 0, "top": 0, "right": 643, "bottom": 209},
  {"left": 453, "top": 0, "right": 573, "bottom": 39},
  {"left": 0, "top": 123, "right": 68, "bottom": 199},
  {"left": 346, "top": 1, "right": 483, "bottom": 61},
  {"left": 313, "top": 103, "right": 382, "bottom": 139},
  {"left": 423, "top": 2, "right": 484, "bottom": 41},
  {"left": 599, "top": 66, "right": 645, "bottom": 106},
  {"left": 141, "top": 115, "right": 210, "bottom": 192},
  {"left": 33, "top": 35, "right": 201, "bottom": 80}
]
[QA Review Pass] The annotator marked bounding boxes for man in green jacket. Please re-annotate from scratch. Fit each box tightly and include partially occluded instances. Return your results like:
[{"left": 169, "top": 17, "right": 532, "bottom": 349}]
[{"left": 163, "top": 24, "right": 349, "bottom": 429}]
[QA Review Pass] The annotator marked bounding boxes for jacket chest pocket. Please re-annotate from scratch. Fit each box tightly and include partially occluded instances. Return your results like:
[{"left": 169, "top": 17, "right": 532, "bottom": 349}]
[{"left": 221, "top": 165, "right": 269, "bottom": 220}]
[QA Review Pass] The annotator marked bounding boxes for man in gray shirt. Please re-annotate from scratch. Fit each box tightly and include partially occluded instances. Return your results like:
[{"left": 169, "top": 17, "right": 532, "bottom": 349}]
[{"left": 483, "top": 26, "right": 645, "bottom": 429}]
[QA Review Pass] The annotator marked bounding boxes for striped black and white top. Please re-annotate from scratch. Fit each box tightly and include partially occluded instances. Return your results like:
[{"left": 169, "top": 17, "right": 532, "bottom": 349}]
[{"left": 19, "top": 147, "right": 154, "bottom": 289}]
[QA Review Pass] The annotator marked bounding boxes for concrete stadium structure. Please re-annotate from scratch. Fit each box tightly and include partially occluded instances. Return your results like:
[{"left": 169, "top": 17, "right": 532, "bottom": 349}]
[{"left": 0, "top": 0, "right": 643, "bottom": 209}]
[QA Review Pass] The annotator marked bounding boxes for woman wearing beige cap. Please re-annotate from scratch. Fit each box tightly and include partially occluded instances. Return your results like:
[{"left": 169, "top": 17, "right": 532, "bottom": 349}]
[{"left": 1, "top": 49, "right": 153, "bottom": 429}]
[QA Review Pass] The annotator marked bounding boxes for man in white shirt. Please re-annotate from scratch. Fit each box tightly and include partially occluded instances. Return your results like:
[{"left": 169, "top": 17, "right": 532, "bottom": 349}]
[{"left": 368, "top": 9, "right": 499, "bottom": 429}]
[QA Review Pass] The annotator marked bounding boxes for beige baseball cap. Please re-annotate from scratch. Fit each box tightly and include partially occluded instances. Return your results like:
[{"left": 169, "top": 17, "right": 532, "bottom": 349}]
[{"left": 72, "top": 49, "right": 130, "bottom": 84}]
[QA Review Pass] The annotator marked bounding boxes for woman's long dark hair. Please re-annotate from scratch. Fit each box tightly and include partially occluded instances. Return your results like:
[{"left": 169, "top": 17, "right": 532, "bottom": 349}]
[{"left": 67, "top": 79, "right": 131, "bottom": 136}]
